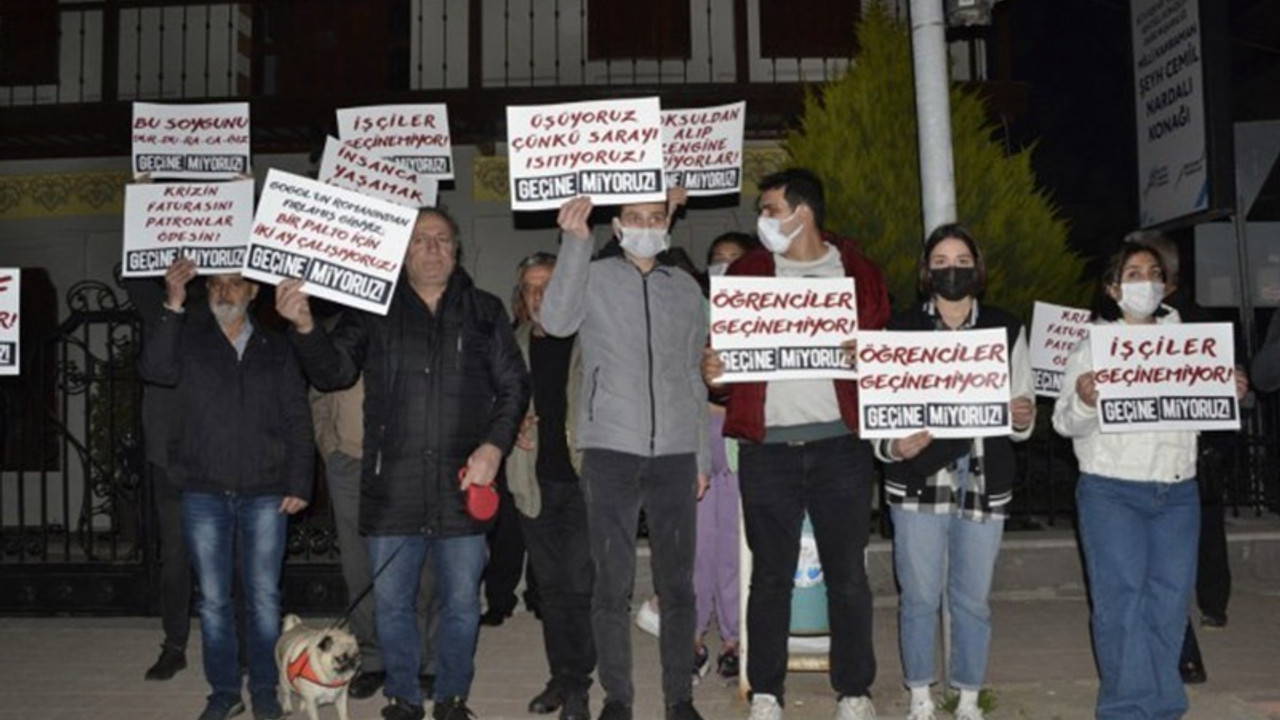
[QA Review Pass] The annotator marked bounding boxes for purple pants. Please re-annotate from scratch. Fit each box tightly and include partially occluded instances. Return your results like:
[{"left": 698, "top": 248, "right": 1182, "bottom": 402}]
[{"left": 695, "top": 411, "right": 741, "bottom": 643}]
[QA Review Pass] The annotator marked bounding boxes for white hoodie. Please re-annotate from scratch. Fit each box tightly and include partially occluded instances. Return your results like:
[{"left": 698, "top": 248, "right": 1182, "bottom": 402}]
[{"left": 1052, "top": 308, "right": 1197, "bottom": 483}]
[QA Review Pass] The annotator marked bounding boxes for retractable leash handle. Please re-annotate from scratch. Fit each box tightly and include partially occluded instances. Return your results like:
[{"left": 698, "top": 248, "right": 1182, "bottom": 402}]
[{"left": 460, "top": 465, "right": 499, "bottom": 521}]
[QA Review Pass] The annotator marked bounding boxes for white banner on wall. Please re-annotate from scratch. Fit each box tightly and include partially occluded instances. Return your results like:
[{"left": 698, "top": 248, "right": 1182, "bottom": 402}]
[
  {"left": 661, "top": 101, "right": 745, "bottom": 196},
  {"left": 336, "top": 104, "right": 454, "bottom": 180},
  {"left": 506, "top": 97, "right": 666, "bottom": 211},
  {"left": 1090, "top": 322, "right": 1238, "bottom": 433},
  {"left": 242, "top": 170, "right": 417, "bottom": 315},
  {"left": 121, "top": 180, "right": 255, "bottom": 278},
  {"left": 131, "top": 102, "right": 251, "bottom": 180},
  {"left": 1029, "top": 301, "right": 1092, "bottom": 397},
  {"left": 1131, "top": 0, "right": 1209, "bottom": 227},
  {"left": 0, "top": 270, "right": 18, "bottom": 376}
]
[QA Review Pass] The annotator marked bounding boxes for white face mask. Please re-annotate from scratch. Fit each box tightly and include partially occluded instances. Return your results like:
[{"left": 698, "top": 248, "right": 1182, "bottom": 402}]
[
  {"left": 1117, "top": 281, "right": 1165, "bottom": 319},
  {"left": 612, "top": 218, "right": 669, "bottom": 259},
  {"left": 707, "top": 262, "right": 729, "bottom": 277},
  {"left": 757, "top": 210, "right": 802, "bottom": 254}
]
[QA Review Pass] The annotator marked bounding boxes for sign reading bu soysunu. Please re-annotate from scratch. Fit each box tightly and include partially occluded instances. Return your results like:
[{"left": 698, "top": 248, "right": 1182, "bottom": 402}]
[
  {"left": 1029, "top": 301, "right": 1091, "bottom": 398},
  {"left": 1090, "top": 322, "right": 1238, "bottom": 433},
  {"left": 857, "top": 328, "right": 1012, "bottom": 440},
  {"left": 132, "top": 102, "right": 251, "bottom": 180},
  {"left": 506, "top": 97, "right": 666, "bottom": 211},
  {"left": 122, "top": 179, "right": 255, "bottom": 278},
  {"left": 241, "top": 170, "right": 417, "bottom": 316},
  {"left": 709, "top": 276, "right": 858, "bottom": 383}
]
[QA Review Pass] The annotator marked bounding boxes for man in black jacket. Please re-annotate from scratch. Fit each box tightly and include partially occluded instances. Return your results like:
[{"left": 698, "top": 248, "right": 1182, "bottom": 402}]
[
  {"left": 277, "top": 208, "right": 530, "bottom": 720},
  {"left": 141, "top": 260, "right": 314, "bottom": 720}
]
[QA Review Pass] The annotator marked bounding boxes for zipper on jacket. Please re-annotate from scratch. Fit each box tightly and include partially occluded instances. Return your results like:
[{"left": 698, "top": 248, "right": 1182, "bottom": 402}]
[
  {"left": 589, "top": 367, "right": 599, "bottom": 421},
  {"left": 642, "top": 273, "right": 656, "bottom": 453},
  {"left": 374, "top": 424, "right": 386, "bottom": 476}
]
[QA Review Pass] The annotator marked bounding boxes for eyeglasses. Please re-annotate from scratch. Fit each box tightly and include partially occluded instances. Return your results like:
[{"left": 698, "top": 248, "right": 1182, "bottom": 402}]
[{"left": 517, "top": 251, "right": 557, "bottom": 271}]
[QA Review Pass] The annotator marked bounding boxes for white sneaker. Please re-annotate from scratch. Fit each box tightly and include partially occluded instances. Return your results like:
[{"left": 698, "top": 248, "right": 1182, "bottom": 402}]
[
  {"left": 834, "top": 696, "right": 876, "bottom": 720},
  {"left": 906, "top": 699, "right": 936, "bottom": 720},
  {"left": 749, "top": 694, "right": 783, "bottom": 720},
  {"left": 953, "top": 707, "right": 985, "bottom": 720},
  {"left": 634, "top": 596, "right": 660, "bottom": 637}
]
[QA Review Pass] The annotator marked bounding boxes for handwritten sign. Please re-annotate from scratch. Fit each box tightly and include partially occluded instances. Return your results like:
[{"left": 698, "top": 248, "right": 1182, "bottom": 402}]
[
  {"left": 506, "top": 97, "right": 666, "bottom": 211},
  {"left": 317, "top": 136, "right": 438, "bottom": 209},
  {"left": 857, "top": 329, "right": 1012, "bottom": 439},
  {"left": 0, "top": 270, "right": 18, "bottom": 376},
  {"left": 1030, "top": 301, "right": 1091, "bottom": 397},
  {"left": 709, "top": 276, "right": 858, "bottom": 383},
  {"left": 1090, "top": 323, "right": 1238, "bottom": 433},
  {"left": 121, "top": 180, "right": 255, "bottom": 278},
  {"left": 661, "top": 101, "right": 745, "bottom": 196},
  {"left": 242, "top": 170, "right": 417, "bottom": 315},
  {"left": 336, "top": 104, "right": 454, "bottom": 180},
  {"left": 131, "top": 102, "right": 250, "bottom": 179}
]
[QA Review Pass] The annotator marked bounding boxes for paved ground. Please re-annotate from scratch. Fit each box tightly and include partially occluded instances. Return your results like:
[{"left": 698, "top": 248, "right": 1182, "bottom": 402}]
[{"left": 2, "top": 580, "right": 1278, "bottom": 720}]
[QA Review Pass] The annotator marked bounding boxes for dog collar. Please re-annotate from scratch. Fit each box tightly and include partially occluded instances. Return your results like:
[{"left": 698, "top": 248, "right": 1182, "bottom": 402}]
[{"left": 287, "top": 648, "right": 351, "bottom": 690}]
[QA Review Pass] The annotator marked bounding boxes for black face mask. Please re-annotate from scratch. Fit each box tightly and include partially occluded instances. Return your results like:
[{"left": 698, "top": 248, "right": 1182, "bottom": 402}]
[{"left": 930, "top": 267, "right": 978, "bottom": 301}]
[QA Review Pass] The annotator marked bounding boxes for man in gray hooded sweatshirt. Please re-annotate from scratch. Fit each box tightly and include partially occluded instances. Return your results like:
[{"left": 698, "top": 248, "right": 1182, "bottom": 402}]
[{"left": 540, "top": 195, "right": 708, "bottom": 720}]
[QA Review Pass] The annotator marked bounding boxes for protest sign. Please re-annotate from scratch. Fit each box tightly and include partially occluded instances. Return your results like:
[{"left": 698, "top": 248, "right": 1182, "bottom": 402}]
[
  {"left": 121, "top": 179, "right": 255, "bottom": 278},
  {"left": 336, "top": 104, "right": 454, "bottom": 179},
  {"left": 709, "top": 276, "right": 858, "bottom": 383},
  {"left": 0, "top": 270, "right": 18, "bottom": 376},
  {"left": 317, "top": 136, "right": 438, "bottom": 209},
  {"left": 857, "top": 328, "right": 1012, "bottom": 440},
  {"left": 242, "top": 170, "right": 417, "bottom": 315},
  {"left": 1090, "top": 322, "right": 1238, "bottom": 432},
  {"left": 131, "top": 102, "right": 250, "bottom": 179},
  {"left": 506, "top": 96, "right": 666, "bottom": 211},
  {"left": 661, "top": 101, "right": 745, "bottom": 196},
  {"left": 1029, "top": 301, "right": 1091, "bottom": 397}
]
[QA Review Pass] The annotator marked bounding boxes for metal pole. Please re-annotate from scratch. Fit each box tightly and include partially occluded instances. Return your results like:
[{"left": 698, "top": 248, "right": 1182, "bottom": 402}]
[{"left": 909, "top": 0, "right": 958, "bottom": 235}]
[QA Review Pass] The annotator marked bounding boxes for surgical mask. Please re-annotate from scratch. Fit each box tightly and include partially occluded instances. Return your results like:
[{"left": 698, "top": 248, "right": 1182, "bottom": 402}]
[
  {"left": 707, "top": 262, "right": 730, "bottom": 277},
  {"left": 1117, "top": 281, "right": 1165, "bottom": 319},
  {"left": 930, "top": 267, "right": 978, "bottom": 301},
  {"left": 612, "top": 218, "right": 669, "bottom": 259},
  {"left": 757, "top": 211, "right": 802, "bottom": 254}
]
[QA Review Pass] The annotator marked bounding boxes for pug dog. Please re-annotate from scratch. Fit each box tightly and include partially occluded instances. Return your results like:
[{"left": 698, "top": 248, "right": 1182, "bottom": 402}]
[{"left": 276, "top": 614, "right": 360, "bottom": 720}]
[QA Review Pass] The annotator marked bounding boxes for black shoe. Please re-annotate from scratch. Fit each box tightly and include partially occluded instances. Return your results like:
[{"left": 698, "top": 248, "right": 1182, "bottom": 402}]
[
  {"left": 383, "top": 697, "right": 426, "bottom": 720},
  {"left": 597, "top": 700, "right": 632, "bottom": 720},
  {"left": 560, "top": 693, "right": 590, "bottom": 720},
  {"left": 479, "top": 608, "right": 511, "bottom": 627},
  {"left": 664, "top": 700, "right": 704, "bottom": 720},
  {"left": 197, "top": 696, "right": 246, "bottom": 720},
  {"left": 1201, "top": 613, "right": 1228, "bottom": 629},
  {"left": 528, "top": 685, "right": 564, "bottom": 714},
  {"left": 420, "top": 673, "right": 436, "bottom": 697},
  {"left": 350, "top": 670, "right": 387, "bottom": 700},
  {"left": 433, "top": 697, "right": 477, "bottom": 720},
  {"left": 1180, "top": 659, "right": 1207, "bottom": 684},
  {"left": 145, "top": 645, "right": 187, "bottom": 680},
  {"left": 692, "top": 647, "right": 710, "bottom": 683},
  {"left": 251, "top": 693, "right": 284, "bottom": 720},
  {"left": 716, "top": 650, "right": 739, "bottom": 679}
]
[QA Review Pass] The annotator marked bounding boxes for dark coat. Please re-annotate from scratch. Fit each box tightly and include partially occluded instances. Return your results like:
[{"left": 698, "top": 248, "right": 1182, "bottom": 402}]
[
  {"left": 139, "top": 307, "right": 314, "bottom": 500},
  {"left": 292, "top": 269, "right": 530, "bottom": 537}
]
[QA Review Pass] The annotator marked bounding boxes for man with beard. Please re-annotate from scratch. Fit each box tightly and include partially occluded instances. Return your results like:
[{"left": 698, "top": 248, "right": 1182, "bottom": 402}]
[
  {"left": 277, "top": 208, "right": 529, "bottom": 720},
  {"left": 141, "top": 259, "right": 314, "bottom": 720}
]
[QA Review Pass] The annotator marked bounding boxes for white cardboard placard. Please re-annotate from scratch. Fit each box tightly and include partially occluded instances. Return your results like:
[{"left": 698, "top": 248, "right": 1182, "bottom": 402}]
[
  {"left": 317, "top": 136, "right": 439, "bottom": 209},
  {"left": 1090, "top": 322, "right": 1239, "bottom": 433},
  {"left": 857, "top": 328, "right": 1013, "bottom": 440},
  {"left": 0, "top": 270, "right": 19, "bottom": 376},
  {"left": 709, "top": 276, "right": 858, "bottom": 383},
  {"left": 336, "top": 104, "right": 454, "bottom": 180},
  {"left": 242, "top": 170, "right": 417, "bottom": 315},
  {"left": 506, "top": 97, "right": 666, "bottom": 211},
  {"left": 131, "top": 102, "right": 251, "bottom": 179},
  {"left": 1029, "top": 301, "right": 1092, "bottom": 397},
  {"left": 661, "top": 101, "right": 745, "bottom": 196},
  {"left": 122, "top": 180, "right": 255, "bottom": 277}
]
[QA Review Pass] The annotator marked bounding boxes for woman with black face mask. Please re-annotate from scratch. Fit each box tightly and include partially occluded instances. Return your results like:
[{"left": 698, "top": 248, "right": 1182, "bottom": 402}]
[{"left": 871, "top": 224, "right": 1036, "bottom": 720}]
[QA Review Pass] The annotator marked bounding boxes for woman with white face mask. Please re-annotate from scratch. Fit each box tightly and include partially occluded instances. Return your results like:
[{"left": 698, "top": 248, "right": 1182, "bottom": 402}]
[{"left": 1053, "top": 243, "right": 1248, "bottom": 720}]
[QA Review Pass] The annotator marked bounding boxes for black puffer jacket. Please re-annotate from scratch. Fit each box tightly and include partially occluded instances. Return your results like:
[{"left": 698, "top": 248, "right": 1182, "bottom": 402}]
[
  {"left": 139, "top": 309, "right": 315, "bottom": 500},
  {"left": 293, "top": 269, "right": 529, "bottom": 537}
]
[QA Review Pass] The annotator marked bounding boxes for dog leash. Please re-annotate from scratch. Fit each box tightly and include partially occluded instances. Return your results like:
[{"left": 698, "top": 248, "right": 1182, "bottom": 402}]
[{"left": 327, "top": 535, "right": 411, "bottom": 631}]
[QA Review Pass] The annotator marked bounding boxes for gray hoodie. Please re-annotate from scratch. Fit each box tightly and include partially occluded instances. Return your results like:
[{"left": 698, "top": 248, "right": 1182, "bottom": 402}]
[{"left": 540, "top": 233, "right": 709, "bottom": 473}]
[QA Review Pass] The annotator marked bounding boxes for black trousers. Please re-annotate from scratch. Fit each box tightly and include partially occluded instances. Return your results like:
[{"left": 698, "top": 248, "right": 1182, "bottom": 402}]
[
  {"left": 484, "top": 480, "right": 531, "bottom": 616},
  {"left": 152, "top": 465, "right": 192, "bottom": 651}
]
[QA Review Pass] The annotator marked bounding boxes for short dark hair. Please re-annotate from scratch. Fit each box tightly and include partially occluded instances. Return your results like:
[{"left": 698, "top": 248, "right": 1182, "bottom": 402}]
[
  {"left": 758, "top": 168, "right": 825, "bottom": 230},
  {"left": 706, "top": 231, "right": 759, "bottom": 265},
  {"left": 918, "top": 223, "right": 987, "bottom": 298}
]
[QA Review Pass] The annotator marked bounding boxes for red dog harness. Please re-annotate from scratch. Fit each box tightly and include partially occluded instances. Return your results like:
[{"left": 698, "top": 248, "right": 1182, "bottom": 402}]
[{"left": 287, "top": 648, "right": 351, "bottom": 691}]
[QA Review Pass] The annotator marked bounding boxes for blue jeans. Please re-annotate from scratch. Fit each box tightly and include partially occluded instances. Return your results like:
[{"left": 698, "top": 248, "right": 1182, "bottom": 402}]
[
  {"left": 1076, "top": 474, "right": 1199, "bottom": 720},
  {"left": 183, "top": 492, "right": 287, "bottom": 705},
  {"left": 890, "top": 505, "right": 1003, "bottom": 690},
  {"left": 367, "top": 534, "right": 487, "bottom": 705}
]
